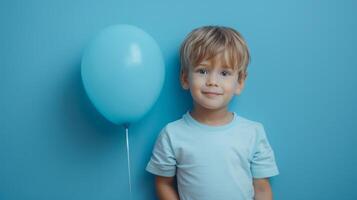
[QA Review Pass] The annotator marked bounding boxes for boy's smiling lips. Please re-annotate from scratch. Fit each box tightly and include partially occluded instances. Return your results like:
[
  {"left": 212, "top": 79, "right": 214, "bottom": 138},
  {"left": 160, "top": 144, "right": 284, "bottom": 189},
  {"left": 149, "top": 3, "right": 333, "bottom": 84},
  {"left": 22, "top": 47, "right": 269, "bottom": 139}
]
[{"left": 202, "top": 91, "right": 223, "bottom": 96}]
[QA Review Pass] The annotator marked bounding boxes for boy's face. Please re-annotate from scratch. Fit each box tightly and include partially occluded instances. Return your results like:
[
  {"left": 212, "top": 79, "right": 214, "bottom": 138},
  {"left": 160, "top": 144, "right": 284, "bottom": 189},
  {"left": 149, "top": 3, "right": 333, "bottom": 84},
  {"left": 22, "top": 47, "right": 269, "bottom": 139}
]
[{"left": 181, "top": 54, "right": 245, "bottom": 111}]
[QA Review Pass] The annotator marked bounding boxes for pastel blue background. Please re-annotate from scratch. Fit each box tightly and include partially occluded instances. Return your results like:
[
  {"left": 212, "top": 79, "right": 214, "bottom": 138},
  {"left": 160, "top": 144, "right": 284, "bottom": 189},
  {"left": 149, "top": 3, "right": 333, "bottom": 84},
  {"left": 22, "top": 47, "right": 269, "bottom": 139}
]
[{"left": 1, "top": 0, "right": 356, "bottom": 199}]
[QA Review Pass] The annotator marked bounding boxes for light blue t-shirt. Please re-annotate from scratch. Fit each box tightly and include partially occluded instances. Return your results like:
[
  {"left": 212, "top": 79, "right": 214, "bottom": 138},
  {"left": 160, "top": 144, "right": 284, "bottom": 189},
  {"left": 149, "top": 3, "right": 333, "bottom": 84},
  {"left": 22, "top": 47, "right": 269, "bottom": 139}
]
[{"left": 146, "top": 111, "right": 279, "bottom": 200}]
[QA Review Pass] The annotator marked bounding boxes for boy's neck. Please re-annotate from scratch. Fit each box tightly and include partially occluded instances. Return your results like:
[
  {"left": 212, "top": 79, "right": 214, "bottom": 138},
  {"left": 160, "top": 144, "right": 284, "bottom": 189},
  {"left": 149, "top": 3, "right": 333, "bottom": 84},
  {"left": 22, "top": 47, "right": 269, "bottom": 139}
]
[{"left": 190, "top": 105, "right": 233, "bottom": 126}]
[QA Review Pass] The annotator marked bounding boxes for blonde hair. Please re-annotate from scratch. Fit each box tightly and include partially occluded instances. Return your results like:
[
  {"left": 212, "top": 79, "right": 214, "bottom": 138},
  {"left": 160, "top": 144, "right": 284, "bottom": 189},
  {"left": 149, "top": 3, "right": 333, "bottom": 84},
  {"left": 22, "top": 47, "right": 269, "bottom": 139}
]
[{"left": 180, "top": 25, "right": 250, "bottom": 81}]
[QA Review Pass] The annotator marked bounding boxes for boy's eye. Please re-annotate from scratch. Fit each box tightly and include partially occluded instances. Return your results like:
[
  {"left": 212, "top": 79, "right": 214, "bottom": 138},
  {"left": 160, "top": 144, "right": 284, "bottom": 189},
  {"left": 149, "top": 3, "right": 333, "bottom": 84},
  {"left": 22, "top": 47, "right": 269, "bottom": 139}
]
[
  {"left": 221, "top": 70, "right": 231, "bottom": 76},
  {"left": 196, "top": 68, "right": 208, "bottom": 74}
]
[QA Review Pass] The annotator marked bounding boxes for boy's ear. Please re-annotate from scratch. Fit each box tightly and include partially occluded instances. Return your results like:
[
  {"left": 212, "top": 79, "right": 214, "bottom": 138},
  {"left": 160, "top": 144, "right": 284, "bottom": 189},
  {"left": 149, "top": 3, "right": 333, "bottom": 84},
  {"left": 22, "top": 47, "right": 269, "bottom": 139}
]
[
  {"left": 235, "top": 73, "right": 247, "bottom": 95},
  {"left": 180, "top": 69, "right": 190, "bottom": 90}
]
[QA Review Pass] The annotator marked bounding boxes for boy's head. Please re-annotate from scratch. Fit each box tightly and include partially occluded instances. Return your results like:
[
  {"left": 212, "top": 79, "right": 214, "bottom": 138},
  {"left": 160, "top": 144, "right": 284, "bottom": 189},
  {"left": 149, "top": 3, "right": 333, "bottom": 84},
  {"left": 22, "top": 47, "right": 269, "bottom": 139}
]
[{"left": 179, "top": 25, "right": 251, "bottom": 110}]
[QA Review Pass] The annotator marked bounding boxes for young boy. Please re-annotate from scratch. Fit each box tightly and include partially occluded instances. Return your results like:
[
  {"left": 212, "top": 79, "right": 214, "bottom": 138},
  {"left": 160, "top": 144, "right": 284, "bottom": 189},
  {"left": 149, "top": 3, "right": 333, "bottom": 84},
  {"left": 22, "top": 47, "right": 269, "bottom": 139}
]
[{"left": 146, "top": 26, "right": 279, "bottom": 200}]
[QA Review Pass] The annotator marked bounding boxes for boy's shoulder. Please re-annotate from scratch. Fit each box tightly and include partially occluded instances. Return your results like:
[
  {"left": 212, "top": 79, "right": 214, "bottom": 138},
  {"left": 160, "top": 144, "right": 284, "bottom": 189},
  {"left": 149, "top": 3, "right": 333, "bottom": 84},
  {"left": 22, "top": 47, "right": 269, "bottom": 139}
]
[
  {"left": 162, "top": 116, "right": 187, "bottom": 132},
  {"left": 236, "top": 114, "right": 264, "bottom": 128}
]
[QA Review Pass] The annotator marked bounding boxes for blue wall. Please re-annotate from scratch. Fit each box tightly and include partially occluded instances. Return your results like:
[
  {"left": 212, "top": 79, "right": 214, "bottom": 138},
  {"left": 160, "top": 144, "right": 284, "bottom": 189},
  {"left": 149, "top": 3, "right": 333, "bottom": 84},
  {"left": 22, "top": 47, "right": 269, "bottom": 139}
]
[{"left": 1, "top": 0, "right": 356, "bottom": 199}]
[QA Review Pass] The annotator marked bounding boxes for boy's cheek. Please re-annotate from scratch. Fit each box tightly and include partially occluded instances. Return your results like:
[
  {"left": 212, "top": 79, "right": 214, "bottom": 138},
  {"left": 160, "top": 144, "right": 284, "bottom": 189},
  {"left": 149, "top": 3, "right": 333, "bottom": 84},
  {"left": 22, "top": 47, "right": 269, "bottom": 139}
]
[
  {"left": 189, "top": 74, "right": 205, "bottom": 83},
  {"left": 187, "top": 76, "right": 197, "bottom": 85}
]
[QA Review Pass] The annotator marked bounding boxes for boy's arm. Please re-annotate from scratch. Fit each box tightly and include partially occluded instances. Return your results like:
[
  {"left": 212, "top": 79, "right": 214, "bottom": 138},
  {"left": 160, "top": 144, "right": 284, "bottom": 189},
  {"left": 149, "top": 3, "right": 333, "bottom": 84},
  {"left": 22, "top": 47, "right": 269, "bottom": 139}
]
[
  {"left": 253, "top": 178, "right": 273, "bottom": 200},
  {"left": 155, "top": 175, "right": 180, "bottom": 200}
]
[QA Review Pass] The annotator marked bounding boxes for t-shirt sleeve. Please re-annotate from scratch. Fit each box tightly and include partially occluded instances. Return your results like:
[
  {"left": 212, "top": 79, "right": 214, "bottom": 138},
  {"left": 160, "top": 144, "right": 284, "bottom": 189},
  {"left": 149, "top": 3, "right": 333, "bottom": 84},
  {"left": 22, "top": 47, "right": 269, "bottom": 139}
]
[
  {"left": 145, "top": 126, "right": 177, "bottom": 177},
  {"left": 250, "top": 123, "right": 279, "bottom": 178}
]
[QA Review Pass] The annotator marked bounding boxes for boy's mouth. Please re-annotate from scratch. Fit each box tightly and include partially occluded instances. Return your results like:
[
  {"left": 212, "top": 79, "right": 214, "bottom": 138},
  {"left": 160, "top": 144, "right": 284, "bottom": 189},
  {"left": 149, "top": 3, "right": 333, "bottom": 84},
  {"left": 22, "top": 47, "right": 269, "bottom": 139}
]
[{"left": 202, "top": 91, "right": 222, "bottom": 96}]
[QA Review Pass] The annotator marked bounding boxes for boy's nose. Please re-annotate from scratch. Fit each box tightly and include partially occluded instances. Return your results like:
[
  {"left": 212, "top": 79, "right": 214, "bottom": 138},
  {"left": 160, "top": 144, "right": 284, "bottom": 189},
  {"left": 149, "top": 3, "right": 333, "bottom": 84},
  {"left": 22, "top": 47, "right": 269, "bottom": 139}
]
[{"left": 206, "top": 73, "right": 219, "bottom": 87}]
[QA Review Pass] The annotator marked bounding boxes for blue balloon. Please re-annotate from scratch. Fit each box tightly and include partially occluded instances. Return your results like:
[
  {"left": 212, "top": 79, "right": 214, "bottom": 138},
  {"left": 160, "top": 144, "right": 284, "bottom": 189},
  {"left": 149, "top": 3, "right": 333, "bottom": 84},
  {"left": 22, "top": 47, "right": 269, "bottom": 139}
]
[{"left": 81, "top": 24, "right": 165, "bottom": 125}]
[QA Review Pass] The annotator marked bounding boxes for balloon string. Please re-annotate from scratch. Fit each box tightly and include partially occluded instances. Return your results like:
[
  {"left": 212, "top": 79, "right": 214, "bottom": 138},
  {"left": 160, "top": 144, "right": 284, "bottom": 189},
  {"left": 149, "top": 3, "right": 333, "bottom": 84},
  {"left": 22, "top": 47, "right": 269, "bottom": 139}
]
[{"left": 124, "top": 124, "right": 132, "bottom": 199}]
